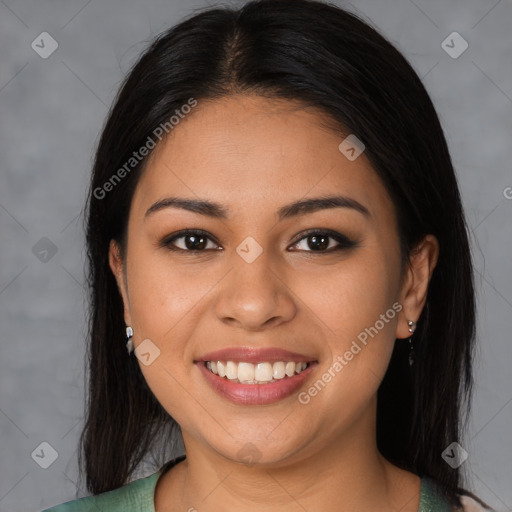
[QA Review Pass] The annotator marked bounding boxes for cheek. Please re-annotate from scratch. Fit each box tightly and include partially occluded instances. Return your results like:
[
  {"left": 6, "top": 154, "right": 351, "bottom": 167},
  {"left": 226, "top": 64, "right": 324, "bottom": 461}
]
[
  {"left": 125, "top": 245, "right": 212, "bottom": 340},
  {"left": 298, "top": 250, "right": 399, "bottom": 337},
  {"left": 300, "top": 247, "right": 401, "bottom": 386},
  {"left": 126, "top": 252, "right": 205, "bottom": 423}
]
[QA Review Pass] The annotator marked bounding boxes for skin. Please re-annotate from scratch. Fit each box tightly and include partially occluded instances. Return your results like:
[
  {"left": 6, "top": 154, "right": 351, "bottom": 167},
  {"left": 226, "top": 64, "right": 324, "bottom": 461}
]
[{"left": 109, "top": 94, "right": 439, "bottom": 512}]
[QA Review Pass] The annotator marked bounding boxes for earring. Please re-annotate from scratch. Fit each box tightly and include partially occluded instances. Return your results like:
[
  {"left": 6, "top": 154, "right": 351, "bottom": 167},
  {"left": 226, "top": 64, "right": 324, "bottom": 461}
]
[
  {"left": 407, "top": 319, "right": 416, "bottom": 366},
  {"left": 126, "top": 326, "right": 134, "bottom": 355}
]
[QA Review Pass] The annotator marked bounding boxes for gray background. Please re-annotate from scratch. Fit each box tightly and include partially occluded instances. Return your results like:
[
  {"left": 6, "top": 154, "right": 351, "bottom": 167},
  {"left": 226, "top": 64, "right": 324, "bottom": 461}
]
[{"left": 0, "top": 0, "right": 511, "bottom": 510}]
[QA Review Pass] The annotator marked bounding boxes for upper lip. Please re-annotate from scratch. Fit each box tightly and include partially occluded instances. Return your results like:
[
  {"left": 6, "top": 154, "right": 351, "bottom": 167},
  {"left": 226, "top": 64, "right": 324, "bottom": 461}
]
[{"left": 195, "top": 347, "right": 316, "bottom": 364}]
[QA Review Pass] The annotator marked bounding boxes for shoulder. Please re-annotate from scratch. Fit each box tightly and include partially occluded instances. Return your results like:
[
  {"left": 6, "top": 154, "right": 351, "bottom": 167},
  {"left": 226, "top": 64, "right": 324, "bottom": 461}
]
[
  {"left": 41, "top": 471, "right": 160, "bottom": 512},
  {"left": 419, "top": 477, "right": 452, "bottom": 511},
  {"left": 455, "top": 494, "right": 492, "bottom": 512},
  {"left": 419, "top": 477, "right": 492, "bottom": 512}
]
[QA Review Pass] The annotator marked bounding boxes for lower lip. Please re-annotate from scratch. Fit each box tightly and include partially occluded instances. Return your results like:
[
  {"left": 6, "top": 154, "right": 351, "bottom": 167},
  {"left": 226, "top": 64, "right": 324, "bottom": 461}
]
[{"left": 196, "top": 361, "right": 317, "bottom": 405}]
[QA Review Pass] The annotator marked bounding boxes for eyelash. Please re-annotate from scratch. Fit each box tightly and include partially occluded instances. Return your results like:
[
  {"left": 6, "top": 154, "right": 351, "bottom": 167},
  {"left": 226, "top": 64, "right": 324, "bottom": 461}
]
[{"left": 160, "top": 228, "right": 358, "bottom": 254}]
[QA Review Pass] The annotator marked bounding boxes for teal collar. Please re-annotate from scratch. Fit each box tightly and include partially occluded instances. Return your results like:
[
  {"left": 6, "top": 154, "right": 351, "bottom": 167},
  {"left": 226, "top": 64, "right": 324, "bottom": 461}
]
[{"left": 418, "top": 477, "right": 452, "bottom": 511}]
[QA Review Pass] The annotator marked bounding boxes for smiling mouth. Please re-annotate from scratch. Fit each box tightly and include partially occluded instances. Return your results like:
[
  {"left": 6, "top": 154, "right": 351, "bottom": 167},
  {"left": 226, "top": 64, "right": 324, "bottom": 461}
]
[{"left": 204, "top": 360, "right": 311, "bottom": 384}]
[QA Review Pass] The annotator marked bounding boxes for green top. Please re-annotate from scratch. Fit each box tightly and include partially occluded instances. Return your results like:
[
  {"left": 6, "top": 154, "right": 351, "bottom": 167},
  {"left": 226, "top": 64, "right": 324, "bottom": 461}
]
[{"left": 43, "top": 456, "right": 453, "bottom": 512}]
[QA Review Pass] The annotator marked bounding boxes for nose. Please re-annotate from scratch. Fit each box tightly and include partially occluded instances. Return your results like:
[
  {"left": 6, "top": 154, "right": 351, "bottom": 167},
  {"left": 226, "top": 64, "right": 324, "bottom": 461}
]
[{"left": 214, "top": 249, "right": 297, "bottom": 332}]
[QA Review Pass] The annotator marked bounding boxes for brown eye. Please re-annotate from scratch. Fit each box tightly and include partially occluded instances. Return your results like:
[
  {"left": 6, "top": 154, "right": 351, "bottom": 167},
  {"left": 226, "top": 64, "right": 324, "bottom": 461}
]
[
  {"left": 161, "top": 230, "right": 220, "bottom": 252},
  {"left": 289, "top": 230, "right": 357, "bottom": 253}
]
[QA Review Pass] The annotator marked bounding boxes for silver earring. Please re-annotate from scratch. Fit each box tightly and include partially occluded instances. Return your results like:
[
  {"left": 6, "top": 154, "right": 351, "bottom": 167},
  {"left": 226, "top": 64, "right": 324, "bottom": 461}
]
[
  {"left": 126, "top": 326, "right": 134, "bottom": 355},
  {"left": 407, "top": 319, "right": 416, "bottom": 366}
]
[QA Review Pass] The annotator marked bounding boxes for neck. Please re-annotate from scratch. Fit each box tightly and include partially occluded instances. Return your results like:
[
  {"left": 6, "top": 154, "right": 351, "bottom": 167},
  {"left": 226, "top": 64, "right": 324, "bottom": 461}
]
[{"left": 155, "top": 401, "right": 421, "bottom": 512}]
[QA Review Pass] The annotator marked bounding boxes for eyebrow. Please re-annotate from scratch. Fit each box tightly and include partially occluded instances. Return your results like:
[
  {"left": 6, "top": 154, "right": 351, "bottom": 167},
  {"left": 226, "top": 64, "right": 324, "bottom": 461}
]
[{"left": 144, "top": 195, "right": 371, "bottom": 221}]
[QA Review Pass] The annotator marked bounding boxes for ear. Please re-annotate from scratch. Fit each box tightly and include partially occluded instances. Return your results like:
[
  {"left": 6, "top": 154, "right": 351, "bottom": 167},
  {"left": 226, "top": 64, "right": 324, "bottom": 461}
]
[
  {"left": 396, "top": 234, "right": 439, "bottom": 339},
  {"left": 108, "top": 239, "right": 132, "bottom": 326}
]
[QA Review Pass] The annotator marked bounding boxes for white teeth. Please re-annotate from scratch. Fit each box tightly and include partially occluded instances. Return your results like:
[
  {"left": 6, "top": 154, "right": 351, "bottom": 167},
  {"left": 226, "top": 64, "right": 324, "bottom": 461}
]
[
  {"left": 254, "top": 362, "right": 273, "bottom": 382},
  {"left": 226, "top": 361, "right": 238, "bottom": 380},
  {"left": 238, "top": 362, "right": 255, "bottom": 383},
  {"left": 205, "top": 360, "right": 310, "bottom": 384},
  {"left": 285, "top": 361, "right": 296, "bottom": 377},
  {"left": 273, "top": 361, "right": 285, "bottom": 379}
]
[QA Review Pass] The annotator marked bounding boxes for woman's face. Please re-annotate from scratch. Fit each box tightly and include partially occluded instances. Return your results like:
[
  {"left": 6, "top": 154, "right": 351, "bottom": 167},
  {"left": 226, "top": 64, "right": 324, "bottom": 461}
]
[{"left": 110, "top": 94, "right": 436, "bottom": 466}]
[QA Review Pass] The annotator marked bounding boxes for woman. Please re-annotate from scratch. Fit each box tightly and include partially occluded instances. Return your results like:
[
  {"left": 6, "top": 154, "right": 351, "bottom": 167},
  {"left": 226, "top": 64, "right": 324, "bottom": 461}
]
[{"left": 43, "top": 0, "right": 492, "bottom": 510}]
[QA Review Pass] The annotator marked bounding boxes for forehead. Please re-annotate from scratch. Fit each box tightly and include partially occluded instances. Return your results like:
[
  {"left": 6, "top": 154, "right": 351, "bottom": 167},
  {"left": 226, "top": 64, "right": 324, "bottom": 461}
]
[{"left": 131, "top": 94, "right": 393, "bottom": 222}]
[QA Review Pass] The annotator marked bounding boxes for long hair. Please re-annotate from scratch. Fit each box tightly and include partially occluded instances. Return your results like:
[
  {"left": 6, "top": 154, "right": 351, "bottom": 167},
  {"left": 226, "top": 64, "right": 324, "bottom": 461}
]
[{"left": 79, "top": 0, "right": 481, "bottom": 507}]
